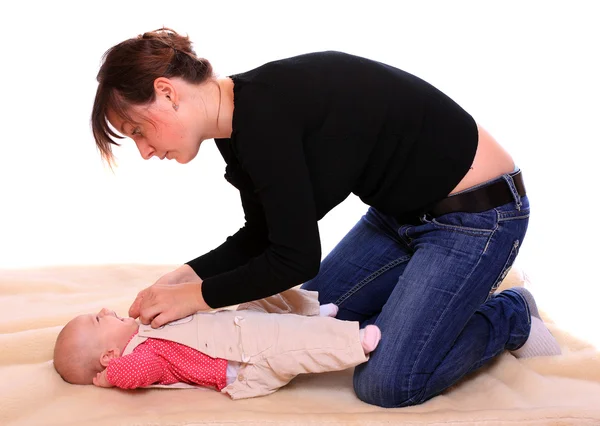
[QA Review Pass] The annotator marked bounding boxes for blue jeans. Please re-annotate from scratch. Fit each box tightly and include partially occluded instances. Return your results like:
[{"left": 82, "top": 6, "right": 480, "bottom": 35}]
[{"left": 302, "top": 172, "right": 530, "bottom": 408}]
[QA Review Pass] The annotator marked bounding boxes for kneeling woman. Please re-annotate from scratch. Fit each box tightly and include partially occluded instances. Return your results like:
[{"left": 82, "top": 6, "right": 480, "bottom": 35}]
[{"left": 91, "top": 28, "right": 560, "bottom": 408}]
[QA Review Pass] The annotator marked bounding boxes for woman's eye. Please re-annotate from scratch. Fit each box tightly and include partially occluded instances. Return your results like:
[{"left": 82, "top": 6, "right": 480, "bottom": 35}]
[{"left": 131, "top": 128, "right": 141, "bottom": 137}]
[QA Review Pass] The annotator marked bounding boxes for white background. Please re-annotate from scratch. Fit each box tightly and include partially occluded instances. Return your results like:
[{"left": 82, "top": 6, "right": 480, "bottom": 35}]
[{"left": 1, "top": 1, "right": 598, "bottom": 347}]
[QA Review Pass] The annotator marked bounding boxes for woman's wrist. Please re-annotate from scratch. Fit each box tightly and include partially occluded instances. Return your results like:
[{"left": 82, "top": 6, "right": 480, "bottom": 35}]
[
  {"left": 179, "top": 263, "right": 201, "bottom": 282},
  {"left": 194, "top": 279, "right": 212, "bottom": 311}
]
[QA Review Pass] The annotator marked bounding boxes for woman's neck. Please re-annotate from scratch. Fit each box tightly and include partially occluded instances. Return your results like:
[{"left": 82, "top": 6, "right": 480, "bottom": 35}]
[{"left": 214, "top": 77, "right": 235, "bottom": 139}]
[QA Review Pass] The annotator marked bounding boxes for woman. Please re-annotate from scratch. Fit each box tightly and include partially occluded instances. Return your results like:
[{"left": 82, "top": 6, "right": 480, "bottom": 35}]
[{"left": 91, "top": 28, "right": 559, "bottom": 407}]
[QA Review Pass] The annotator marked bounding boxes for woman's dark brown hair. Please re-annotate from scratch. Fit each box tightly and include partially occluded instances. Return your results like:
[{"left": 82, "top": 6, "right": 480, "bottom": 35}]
[{"left": 91, "top": 28, "right": 213, "bottom": 165}]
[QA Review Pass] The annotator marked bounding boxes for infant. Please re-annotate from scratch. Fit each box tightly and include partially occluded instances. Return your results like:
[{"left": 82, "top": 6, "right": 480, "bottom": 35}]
[{"left": 53, "top": 289, "right": 381, "bottom": 399}]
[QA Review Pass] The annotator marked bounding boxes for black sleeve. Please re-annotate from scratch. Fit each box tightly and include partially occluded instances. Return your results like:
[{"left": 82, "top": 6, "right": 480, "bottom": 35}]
[{"left": 198, "top": 88, "right": 322, "bottom": 308}]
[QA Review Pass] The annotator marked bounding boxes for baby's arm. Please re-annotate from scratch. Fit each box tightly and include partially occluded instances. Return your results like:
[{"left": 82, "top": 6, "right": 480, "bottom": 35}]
[{"left": 103, "top": 351, "right": 166, "bottom": 389}]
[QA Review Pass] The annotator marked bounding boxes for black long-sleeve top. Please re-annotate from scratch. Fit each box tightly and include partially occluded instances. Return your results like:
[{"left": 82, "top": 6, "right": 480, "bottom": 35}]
[{"left": 187, "top": 51, "right": 478, "bottom": 308}]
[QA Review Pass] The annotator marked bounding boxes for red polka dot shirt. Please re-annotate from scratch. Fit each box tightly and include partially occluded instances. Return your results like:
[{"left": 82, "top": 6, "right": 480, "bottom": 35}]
[{"left": 106, "top": 334, "right": 228, "bottom": 390}]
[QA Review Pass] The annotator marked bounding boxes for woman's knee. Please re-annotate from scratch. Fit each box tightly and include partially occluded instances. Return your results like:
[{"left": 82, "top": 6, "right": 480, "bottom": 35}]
[
  {"left": 353, "top": 374, "right": 397, "bottom": 407},
  {"left": 352, "top": 364, "right": 432, "bottom": 408}
]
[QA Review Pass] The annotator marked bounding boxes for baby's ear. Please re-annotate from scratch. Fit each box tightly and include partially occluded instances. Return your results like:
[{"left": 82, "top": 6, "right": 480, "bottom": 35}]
[{"left": 99, "top": 348, "right": 122, "bottom": 367}]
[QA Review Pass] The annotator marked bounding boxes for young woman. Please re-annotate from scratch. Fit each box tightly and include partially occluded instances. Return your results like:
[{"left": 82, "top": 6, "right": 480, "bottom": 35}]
[{"left": 91, "top": 28, "right": 559, "bottom": 408}]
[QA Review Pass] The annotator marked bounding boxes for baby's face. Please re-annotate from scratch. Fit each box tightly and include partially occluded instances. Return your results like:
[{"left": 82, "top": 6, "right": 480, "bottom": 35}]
[
  {"left": 75, "top": 308, "right": 139, "bottom": 351},
  {"left": 95, "top": 308, "right": 139, "bottom": 342}
]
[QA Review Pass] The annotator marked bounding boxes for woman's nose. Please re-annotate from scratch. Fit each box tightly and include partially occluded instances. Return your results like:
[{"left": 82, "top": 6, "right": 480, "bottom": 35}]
[{"left": 135, "top": 140, "right": 154, "bottom": 160}]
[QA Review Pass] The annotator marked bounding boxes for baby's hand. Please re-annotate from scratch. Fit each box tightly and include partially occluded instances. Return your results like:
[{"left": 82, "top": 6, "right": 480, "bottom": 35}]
[{"left": 92, "top": 369, "right": 114, "bottom": 388}]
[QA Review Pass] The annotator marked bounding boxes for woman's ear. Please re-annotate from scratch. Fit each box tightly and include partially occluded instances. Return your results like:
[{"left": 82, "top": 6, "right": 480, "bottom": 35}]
[
  {"left": 99, "top": 348, "right": 122, "bottom": 367},
  {"left": 154, "top": 77, "right": 178, "bottom": 105}
]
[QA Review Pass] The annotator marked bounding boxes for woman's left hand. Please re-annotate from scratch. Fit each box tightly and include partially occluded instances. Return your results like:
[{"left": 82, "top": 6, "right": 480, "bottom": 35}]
[{"left": 129, "top": 281, "right": 211, "bottom": 328}]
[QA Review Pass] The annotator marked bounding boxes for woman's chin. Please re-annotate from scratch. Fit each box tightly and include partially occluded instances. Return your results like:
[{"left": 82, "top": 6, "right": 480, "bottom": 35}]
[{"left": 178, "top": 147, "right": 201, "bottom": 164}]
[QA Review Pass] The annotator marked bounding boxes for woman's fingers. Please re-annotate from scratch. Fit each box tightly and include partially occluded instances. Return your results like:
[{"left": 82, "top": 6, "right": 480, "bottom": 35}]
[
  {"left": 139, "top": 303, "right": 166, "bottom": 326},
  {"left": 133, "top": 285, "right": 177, "bottom": 326},
  {"left": 129, "top": 282, "right": 208, "bottom": 327},
  {"left": 128, "top": 288, "right": 146, "bottom": 319},
  {"left": 136, "top": 289, "right": 164, "bottom": 325},
  {"left": 150, "top": 311, "right": 175, "bottom": 329}
]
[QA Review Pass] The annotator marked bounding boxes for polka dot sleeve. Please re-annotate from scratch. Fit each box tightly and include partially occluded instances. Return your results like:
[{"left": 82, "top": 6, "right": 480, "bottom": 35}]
[
  {"left": 106, "top": 349, "right": 165, "bottom": 389},
  {"left": 106, "top": 338, "right": 229, "bottom": 390}
]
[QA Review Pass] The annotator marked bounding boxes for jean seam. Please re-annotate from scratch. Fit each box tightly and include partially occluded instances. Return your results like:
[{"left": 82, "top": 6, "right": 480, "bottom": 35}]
[
  {"left": 334, "top": 255, "right": 411, "bottom": 306},
  {"left": 406, "top": 229, "right": 495, "bottom": 405},
  {"left": 506, "top": 289, "right": 531, "bottom": 327},
  {"left": 502, "top": 288, "right": 532, "bottom": 351}
]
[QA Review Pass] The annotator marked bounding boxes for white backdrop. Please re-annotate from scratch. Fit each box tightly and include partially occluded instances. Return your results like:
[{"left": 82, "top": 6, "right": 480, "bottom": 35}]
[{"left": 1, "top": 1, "right": 598, "bottom": 347}]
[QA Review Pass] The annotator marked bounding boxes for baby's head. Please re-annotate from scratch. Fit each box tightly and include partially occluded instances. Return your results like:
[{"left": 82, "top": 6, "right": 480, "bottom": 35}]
[{"left": 53, "top": 308, "right": 139, "bottom": 384}]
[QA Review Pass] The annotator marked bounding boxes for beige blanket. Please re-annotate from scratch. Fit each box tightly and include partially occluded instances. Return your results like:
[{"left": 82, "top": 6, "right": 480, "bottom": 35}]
[{"left": 1, "top": 264, "right": 599, "bottom": 426}]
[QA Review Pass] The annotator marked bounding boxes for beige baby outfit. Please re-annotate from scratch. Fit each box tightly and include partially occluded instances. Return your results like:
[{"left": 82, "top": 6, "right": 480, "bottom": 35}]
[{"left": 122, "top": 288, "right": 368, "bottom": 399}]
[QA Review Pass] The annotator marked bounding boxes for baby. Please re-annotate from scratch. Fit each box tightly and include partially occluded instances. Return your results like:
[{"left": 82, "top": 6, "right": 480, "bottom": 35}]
[{"left": 53, "top": 288, "right": 381, "bottom": 399}]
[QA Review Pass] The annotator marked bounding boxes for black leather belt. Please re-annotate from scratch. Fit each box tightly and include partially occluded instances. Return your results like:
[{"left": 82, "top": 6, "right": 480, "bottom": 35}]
[{"left": 428, "top": 170, "right": 526, "bottom": 218}]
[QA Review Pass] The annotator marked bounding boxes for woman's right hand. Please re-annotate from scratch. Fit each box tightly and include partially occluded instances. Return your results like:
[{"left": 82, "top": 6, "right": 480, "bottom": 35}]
[
  {"left": 128, "top": 264, "right": 205, "bottom": 324},
  {"left": 153, "top": 264, "right": 201, "bottom": 286}
]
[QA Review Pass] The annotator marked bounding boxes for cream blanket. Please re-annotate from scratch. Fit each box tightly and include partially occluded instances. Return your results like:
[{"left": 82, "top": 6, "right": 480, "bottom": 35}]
[{"left": 1, "top": 264, "right": 599, "bottom": 426}]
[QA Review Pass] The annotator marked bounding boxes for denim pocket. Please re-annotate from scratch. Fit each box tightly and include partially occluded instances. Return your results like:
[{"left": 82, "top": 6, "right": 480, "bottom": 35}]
[
  {"left": 431, "top": 209, "right": 497, "bottom": 236},
  {"left": 488, "top": 239, "right": 520, "bottom": 298}
]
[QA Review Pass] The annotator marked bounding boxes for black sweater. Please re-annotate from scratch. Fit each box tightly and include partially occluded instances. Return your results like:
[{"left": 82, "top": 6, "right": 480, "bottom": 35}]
[{"left": 187, "top": 51, "right": 478, "bottom": 308}]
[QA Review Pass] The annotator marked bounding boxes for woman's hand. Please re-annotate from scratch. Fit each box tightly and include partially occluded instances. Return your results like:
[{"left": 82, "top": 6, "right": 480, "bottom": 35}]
[{"left": 128, "top": 279, "right": 211, "bottom": 328}]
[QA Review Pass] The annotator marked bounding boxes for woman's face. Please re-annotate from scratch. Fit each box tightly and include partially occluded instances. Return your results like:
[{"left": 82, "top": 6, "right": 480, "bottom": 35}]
[{"left": 106, "top": 81, "right": 209, "bottom": 164}]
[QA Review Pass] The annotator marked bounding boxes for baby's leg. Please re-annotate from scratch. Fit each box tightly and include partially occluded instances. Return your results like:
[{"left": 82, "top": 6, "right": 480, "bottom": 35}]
[
  {"left": 224, "top": 314, "right": 375, "bottom": 400},
  {"left": 267, "top": 315, "right": 379, "bottom": 374},
  {"left": 237, "top": 288, "right": 321, "bottom": 316}
]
